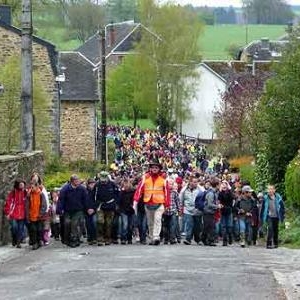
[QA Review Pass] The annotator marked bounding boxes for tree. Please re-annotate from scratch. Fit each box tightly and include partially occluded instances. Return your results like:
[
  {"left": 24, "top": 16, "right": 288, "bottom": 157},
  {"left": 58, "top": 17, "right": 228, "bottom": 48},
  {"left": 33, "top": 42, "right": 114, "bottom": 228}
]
[
  {"left": 137, "top": 0, "right": 202, "bottom": 134},
  {"left": 0, "top": 56, "right": 50, "bottom": 154},
  {"left": 242, "top": 0, "right": 294, "bottom": 24},
  {"left": 107, "top": 54, "right": 157, "bottom": 127},
  {"left": 67, "top": 1, "right": 105, "bottom": 42},
  {"left": 214, "top": 71, "right": 271, "bottom": 156},
  {"left": 226, "top": 43, "right": 242, "bottom": 59},
  {"left": 254, "top": 28, "right": 300, "bottom": 190},
  {"left": 105, "top": 0, "right": 138, "bottom": 23}
]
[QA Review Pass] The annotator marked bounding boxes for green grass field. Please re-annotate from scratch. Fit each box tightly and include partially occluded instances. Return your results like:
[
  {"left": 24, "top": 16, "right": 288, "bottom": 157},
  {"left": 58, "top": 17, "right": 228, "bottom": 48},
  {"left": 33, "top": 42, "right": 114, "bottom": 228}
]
[
  {"left": 37, "top": 24, "right": 286, "bottom": 59},
  {"left": 199, "top": 24, "right": 286, "bottom": 60},
  {"left": 108, "top": 118, "right": 155, "bottom": 129}
]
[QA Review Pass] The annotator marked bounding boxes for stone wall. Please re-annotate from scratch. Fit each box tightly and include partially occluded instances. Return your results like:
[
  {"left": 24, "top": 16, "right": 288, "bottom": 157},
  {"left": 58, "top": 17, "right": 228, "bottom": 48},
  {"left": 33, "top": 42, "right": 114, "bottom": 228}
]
[
  {"left": 0, "top": 151, "right": 45, "bottom": 245},
  {"left": 0, "top": 26, "right": 59, "bottom": 154},
  {"left": 60, "top": 101, "right": 96, "bottom": 161}
]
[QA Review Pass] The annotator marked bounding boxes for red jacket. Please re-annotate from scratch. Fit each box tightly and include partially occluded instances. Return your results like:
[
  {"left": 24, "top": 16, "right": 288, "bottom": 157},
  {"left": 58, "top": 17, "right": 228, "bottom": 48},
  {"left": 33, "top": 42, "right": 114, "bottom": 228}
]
[{"left": 4, "top": 189, "right": 26, "bottom": 220}]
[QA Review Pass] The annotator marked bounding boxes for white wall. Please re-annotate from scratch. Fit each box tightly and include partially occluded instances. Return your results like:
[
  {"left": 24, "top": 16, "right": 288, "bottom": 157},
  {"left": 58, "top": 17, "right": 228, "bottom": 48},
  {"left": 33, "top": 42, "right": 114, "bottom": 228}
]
[{"left": 181, "top": 64, "right": 226, "bottom": 140}]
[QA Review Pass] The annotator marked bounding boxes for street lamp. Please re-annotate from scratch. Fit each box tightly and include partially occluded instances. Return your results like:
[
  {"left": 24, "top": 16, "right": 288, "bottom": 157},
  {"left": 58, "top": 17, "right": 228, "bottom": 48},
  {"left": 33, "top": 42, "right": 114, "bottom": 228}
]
[{"left": 55, "top": 67, "right": 66, "bottom": 156}]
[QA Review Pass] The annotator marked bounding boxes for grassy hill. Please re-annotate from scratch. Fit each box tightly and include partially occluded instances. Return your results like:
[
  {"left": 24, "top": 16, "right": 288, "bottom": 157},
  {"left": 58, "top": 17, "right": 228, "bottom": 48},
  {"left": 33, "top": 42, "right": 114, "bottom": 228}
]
[
  {"left": 199, "top": 24, "right": 287, "bottom": 60},
  {"left": 36, "top": 24, "right": 287, "bottom": 60}
]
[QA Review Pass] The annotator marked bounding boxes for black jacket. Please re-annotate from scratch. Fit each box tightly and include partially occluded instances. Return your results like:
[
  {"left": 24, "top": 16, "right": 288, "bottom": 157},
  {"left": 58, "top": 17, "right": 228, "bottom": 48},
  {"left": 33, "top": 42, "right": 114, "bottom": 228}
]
[{"left": 118, "top": 189, "right": 135, "bottom": 215}]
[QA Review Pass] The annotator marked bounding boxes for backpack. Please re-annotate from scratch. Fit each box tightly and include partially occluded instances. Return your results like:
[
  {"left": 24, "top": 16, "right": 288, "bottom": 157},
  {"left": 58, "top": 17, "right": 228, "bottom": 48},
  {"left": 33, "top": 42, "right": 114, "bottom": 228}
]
[{"left": 195, "top": 190, "right": 207, "bottom": 211}]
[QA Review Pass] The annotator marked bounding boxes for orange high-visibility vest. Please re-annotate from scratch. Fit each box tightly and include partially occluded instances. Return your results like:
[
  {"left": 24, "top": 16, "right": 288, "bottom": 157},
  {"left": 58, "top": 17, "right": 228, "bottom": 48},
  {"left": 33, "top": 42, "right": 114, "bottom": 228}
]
[{"left": 143, "top": 175, "right": 166, "bottom": 204}]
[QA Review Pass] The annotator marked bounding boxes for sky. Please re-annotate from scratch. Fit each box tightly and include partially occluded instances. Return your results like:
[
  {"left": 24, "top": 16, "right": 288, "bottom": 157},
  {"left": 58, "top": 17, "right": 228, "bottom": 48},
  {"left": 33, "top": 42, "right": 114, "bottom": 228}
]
[{"left": 165, "top": 0, "right": 300, "bottom": 7}]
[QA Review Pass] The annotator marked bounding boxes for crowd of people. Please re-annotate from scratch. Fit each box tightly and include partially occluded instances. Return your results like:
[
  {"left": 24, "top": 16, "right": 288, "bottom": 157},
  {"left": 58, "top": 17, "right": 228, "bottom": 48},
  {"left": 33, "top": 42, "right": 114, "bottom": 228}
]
[{"left": 3, "top": 126, "right": 285, "bottom": 250}]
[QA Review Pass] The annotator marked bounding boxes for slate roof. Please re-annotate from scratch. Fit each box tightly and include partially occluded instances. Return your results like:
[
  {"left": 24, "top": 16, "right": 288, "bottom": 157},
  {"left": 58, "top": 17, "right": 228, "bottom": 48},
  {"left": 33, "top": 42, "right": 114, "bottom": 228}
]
[
  {"left": 76, "top": 22, "right": 158, "bottom": 66},
  {"left": 242, "top": 39, "right": 288, "bottom": 61},
  {"left": 59, "top": 52, "right": 98, "bottom": 101},
  {"left": 0, "top": 20, "right": 58, "bottom": 76},
  {"left": 202, "top": 60, "right": 274, "bottom": 82},
  {"left": 76, "top": 22, "right": 140, "bottom": 65}
]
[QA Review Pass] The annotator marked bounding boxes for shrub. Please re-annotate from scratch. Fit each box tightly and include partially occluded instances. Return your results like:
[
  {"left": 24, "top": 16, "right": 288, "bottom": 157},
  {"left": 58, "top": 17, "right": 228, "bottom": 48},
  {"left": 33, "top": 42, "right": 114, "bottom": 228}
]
[
  {"left": 229, "top": 156, "right": 254, "bottom": 170},
  {"left": 45, "top": 155, "right": 68, "bottom": 174},
  {"left": 240, "top": 165, "right": 256, "bottom": 188},
  {"left": 280, "top": 213, "right": 300, "bottom": 247},
  {"left": 285, "top": 151, "right": 300, "bottom": 209},
  {"left": 44, "top": 171, "right": 90, "bottom": 191},
  {"left": 254, "top": 150, "right": 271, "bottom": 192}
]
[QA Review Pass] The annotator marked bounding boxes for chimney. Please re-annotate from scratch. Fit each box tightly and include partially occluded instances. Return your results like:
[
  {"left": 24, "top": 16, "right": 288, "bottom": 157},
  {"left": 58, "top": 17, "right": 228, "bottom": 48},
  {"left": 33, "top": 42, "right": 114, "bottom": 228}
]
[
  {"left": 108, "top": 25, "right": 116, "bottom": 47},
  {"left": 0, "top": 5, "right": 11, "bottom": 26},
  {"left": 261, "top": 37, "right": 270, "bottom": 50}
]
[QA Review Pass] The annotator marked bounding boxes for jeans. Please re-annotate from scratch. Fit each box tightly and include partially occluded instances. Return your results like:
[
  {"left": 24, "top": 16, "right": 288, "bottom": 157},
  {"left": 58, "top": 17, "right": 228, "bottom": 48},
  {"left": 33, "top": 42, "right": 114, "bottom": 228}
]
[
  {"left": 233, "top": 217, "right": 240, "bottom": 241},
  {"left": 267, "top": 217, "right": 279, "bottom": 247},
  {"left": 86, "top": 214, "right": 97, "bottom": 242},
  {"left": 221, "top": 213, "right": 233, "bottom": 243},
  {"left": 184, "top": 214, "right": 202, "bottom": 243},
  {"left": 239, "top": 217, "right": 252, "bottom": 244},
  {"left": 120, "top": 213, "right": 134, "bottom": 242},
  {"left": 202, "top": 214, "right": 215, "bottom": 244},
  {"left": 137, "top": 212, "right": 147, "bottom": 242},
  {"left": 163, "top": 214, "right": 177, "bottom": 242},
  {"left": 9, "top": 219, "right": 25, "bottom": 244}
]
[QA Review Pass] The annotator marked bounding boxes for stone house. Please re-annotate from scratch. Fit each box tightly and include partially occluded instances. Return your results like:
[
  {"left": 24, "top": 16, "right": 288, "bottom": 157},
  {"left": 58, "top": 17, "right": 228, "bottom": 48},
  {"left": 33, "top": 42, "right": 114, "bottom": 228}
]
[
  {"left": 239, "top": 37, "right": 288, "bottom": 62},
  {"left": 58, "top": 52, "right": 98, "bottom": 161},
  {"left": 57, "top": 21, "right": 160, "bottom": 160},
  {"left": 0, "top": 5, "right": 60, "bottom": 155}
]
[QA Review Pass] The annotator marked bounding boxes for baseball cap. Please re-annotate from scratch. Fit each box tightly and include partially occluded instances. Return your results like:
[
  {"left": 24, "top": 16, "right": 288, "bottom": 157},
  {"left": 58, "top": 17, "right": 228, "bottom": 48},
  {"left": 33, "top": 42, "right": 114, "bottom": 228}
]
[
  {"left": 99, "top": 171, "right": 109, "bottom": 181},
  {"left": 242, "top": 185, "right": 254, "bottom": 193}
]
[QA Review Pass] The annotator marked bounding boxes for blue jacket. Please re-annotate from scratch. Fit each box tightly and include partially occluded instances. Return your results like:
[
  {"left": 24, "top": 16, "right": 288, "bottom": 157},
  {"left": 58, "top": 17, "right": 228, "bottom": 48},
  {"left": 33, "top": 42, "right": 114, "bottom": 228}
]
[
  {"left": 261, "top": 193, "right": 285, "bottom": 223},
  {"left": 58, "top": 183, "right": 90, "bottom": 214}
]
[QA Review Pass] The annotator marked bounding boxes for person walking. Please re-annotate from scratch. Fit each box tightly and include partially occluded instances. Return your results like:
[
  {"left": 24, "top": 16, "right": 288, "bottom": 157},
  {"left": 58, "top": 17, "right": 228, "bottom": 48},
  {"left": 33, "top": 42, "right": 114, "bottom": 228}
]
[
  {"left": 85, "top": 178, "right": 97, "bottom": 245},
  {"left": 118, "top": 179, "right": 135, "bottom": 244},
  {"left": 261, "top": 185, "right": 285, "bottom": 249},
  {"left": 58, "top": 174, "right": 94, "bottom": 248},
  {"left": 133, "top": 158, "right": 170, "bottom": 245},
  {"left": 202, "top": 178, "right": 221, "bottom": 246},
  {"left": 219, "top": 181, "right": 234, "bottom": 246},
  {"left": 95, "top": 171, "right": 120, "bottom": 246},
  {"left": 179, "top": 176, "right": 202, "bottom": 245},
  {"left": 4, "top": 179, "right": 27, "bottom": 248},
  {"left": 236, "top": 185, "right": 256, "bottom": 248},
  {"left": 26, "top": 178, "right": 48, "bottom": 250}
]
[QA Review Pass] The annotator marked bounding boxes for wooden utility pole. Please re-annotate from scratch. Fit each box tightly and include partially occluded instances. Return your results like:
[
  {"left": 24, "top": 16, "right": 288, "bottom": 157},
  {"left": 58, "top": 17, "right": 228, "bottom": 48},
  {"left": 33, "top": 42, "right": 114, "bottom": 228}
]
[
  {"left": 100, "top": 29, "right": 107, "bottom": 164},
  {"left": 21, "top": 0, "right": 33, "bottom": 151}
]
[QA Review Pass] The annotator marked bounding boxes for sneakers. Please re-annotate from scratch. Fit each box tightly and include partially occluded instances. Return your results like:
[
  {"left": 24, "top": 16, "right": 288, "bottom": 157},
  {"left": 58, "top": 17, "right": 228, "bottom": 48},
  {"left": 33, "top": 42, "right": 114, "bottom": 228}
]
[
  {"left": 32, "top": 243, "right": 39, "bottom": 250},
  {"left": 149, "top": 240, "right": 160, "bottom": 245},
  {"left": 121, "top": 240, "right": 126, "bottom": 245},
  {"left": 183, "top": 240, "right": 191, "bottom": 245}
]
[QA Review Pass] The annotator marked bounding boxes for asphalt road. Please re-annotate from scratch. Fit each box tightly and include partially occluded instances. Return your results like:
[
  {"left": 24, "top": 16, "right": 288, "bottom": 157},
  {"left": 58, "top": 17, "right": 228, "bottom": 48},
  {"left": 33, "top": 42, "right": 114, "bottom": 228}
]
[{"left": 0, "top": 241, "right": 299, "bottom": 300}]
